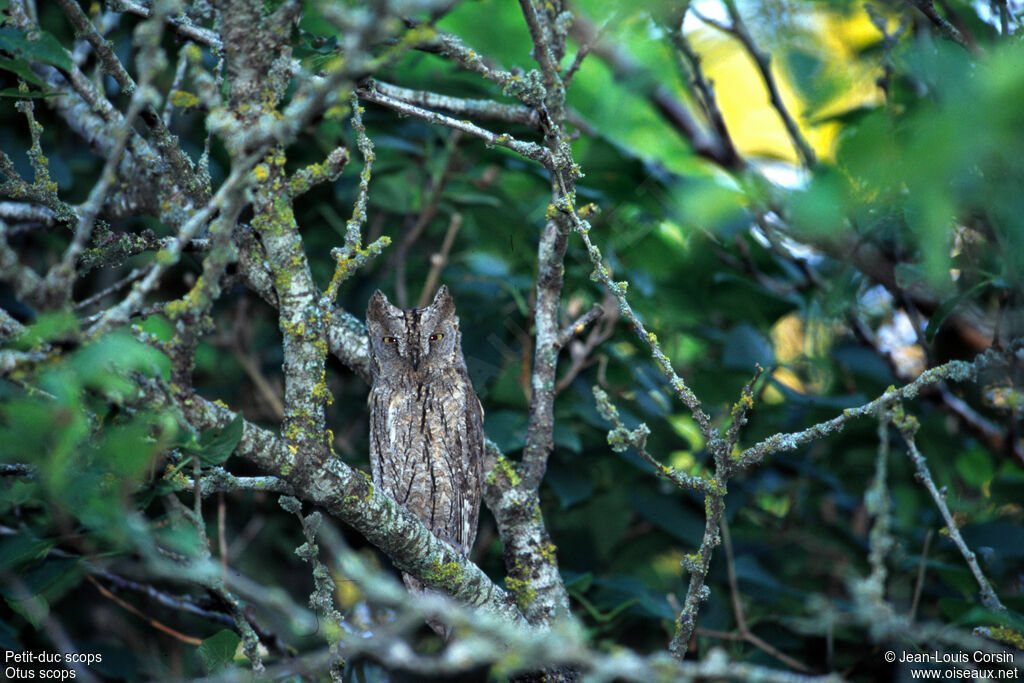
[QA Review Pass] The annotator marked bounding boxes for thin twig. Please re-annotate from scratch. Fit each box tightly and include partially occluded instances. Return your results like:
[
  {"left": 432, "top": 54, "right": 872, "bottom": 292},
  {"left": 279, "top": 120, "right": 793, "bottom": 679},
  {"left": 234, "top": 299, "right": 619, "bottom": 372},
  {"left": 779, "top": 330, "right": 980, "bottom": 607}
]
[
  {"left": 232, "top": 344, "right": 286, "bottom": 422},
  {"left": 910, "top": 529, "right": 933, "bottom": 621},
  {"left": 738, "top": 350, "right": 1002, "bottom": 468},
  {"left": 568, "top": 12, "right": 741, "bottom": 168},
  {"left": 907, "top": 0, "right": 974, "bottom": 51},
  {"left": 86, "top": 576, "right": 203, "bottom": 646},
  {"left": 893, "top": 410, "right": 1006, "bottom": 613},
  {"left": 721, "top": 517, "right": 814, "bottom": 672},
  {"left": 356, "top": 83, "right": 553, "bottom": 168},
  {"left": 73, "top": 267, "right": 146, "bottom": 311},
  {"left": 668, "top": 13, "right": 743, "bottom": 170},
  {"left": 395, "top": 130, "right": 461, "bottom": 307},
  {"left": 417, "top": 212, "right": 463, "bottom": 309},
  {"left": 702, "top": 0, "right": 817, "bottom": 168},
  {"left": 324, "top": 96, "right": 389, "bottom": 305},
  {"left": 371, "top": 80, "right": 540, "bottom": 128},
  {"left": 555, "top": 295, "right": 616, "bottom": 394},
  {"left": 593, "top": 387, "right": 721, "bottom": 497},
  {"left": 218, "top": 492, "right": 228, "bottom": 583}
]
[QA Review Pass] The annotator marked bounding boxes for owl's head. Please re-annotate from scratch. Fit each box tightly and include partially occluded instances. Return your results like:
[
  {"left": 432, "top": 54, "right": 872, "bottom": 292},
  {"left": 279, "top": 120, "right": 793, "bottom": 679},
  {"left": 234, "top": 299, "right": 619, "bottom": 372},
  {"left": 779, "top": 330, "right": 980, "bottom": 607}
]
[{"left": 366, "top": 285, "right": 461, "bottom": 382}]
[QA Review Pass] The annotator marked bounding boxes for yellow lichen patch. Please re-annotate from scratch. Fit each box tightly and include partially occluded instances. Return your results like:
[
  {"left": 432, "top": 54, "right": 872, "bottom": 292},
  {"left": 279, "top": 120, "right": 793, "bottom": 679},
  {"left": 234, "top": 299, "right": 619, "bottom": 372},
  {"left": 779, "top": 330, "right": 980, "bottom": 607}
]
[
  {"left": 427, "top": 560, "right": 464, "bottom": 586},
  {"left": 987, "top": 626, "right": 1024, "bottom": 650},
  {"left": 486, "top": 455, "right": 521, "bottom": 488},
  {"left": 538, "top": 542, "right": 558, "bottom": 564},
  {"left": 161, "top": 464, "right": 189, "bottom": 489},
  {"left": 504, "top": 574, "right": 536, "bottom": 611},
  {"left": 169, "top": 90, "right": 199, "bottom": 109}
]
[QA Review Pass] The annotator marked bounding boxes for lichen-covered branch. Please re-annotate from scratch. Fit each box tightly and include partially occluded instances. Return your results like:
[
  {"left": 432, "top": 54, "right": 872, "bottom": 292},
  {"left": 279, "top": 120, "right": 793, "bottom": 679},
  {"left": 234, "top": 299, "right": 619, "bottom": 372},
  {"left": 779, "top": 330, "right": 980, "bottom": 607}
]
[
  {"left": 188, "top": 468, "right": 295, "bottom": 497},
  {"left": 174, "top": 387, "right": 527, "bottom": 627},
  {"left": 48, "top": 82, "right": 147, "bottom": 307},
  {"left": 54, "top": 0, "right": 206, "bottom": 203},
  {"left": 409, "top": 29, "right": 541, "bottom": 103},
  {"left": 87, "top": 164, "right": 252, "bottom": 337},
  {"left": 892, "top": 407, "right": 1007, "bottom": 613},
  {"left": 573, "top": 216, "right": 715, "bottom": 441},
  {"left": 864, "top": 414, "right": 895, "bottom": 603},
  {"left": 593, "top": 387, "right": 721, "bottom": 497},
  {"left": 110, "top": 0, "right": 221, "bottom": 48},
  {"left": 737, "top": 349, "right": 1007, "bottom": 469},
  {"left": 323, "top": 97, "right": 391, "bottom": 306},
  {"left": 370, "top": 80, "right": 541, "bottom": 129},
  {"left": 356, "top": 82, "right": 553, "bottom": 167}
]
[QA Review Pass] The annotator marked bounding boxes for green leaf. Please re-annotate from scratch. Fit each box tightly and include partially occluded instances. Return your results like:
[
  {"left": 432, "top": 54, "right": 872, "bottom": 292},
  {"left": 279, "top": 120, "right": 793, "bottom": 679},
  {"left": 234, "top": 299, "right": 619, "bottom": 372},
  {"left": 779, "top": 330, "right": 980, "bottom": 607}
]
[
  {"left": 68, "top": 332, "right": 168, "bottom": 396},
  {"left": 197, "top": 630, "right": 241, "bottom": 674},
  {"left": 924, "top": 280, "right": 992, "bottom": 344},
  {"left": 546, "top": 460, "right": 593, "bottom": 509},
  {"left": 789, "top": 168, "right": 847, "bottom": 236},
  {"left": 563, "top": 571, "right": 593, "bottom": 592},
  {"left": 955, "top": 447, "right": 994, "bottom": 488},
  {"left": 154, "top": 520, "right": 204, "bottom": 557},
  {"left": 0, "top": 558, "right": 80, "bottom": 598},
  {"left": 448, "top": 191, "right": 503, "bottom": 208},
  {"left": 0, "top": 28, "right": 72, "bottom": 71},
  {"left": 0, "top": 616, "right": 19, "bottom": 651},
  {"left": 0, "top": 87, "right": 59, "bottom": 98},
  {"left": 552, "top": 422, "right": 581, "bottom": 453},
  {"left": 13, "top": 312, "right": 79, "bottom": 350},
  {"left": 5, "top": 594, "right": 46, "bottom": 629},
  {"left": 962, "top": 522, "right": 1024, "bottom": 559},
  {"left": 0, "top": 57, "right": 45, "bottom": 86},
  {"left": 722, "top": 323, "right": 775, "bottom": 370},
  {"left": 0, "top": 536, "right": 54, "bottom": 570},
  {"left": 484, "top": 411, "right": 527, "bottom": 453},
  {"left": 196, "top": 415, "right": 244, "bottom": 466},
  {"left": 932, "top": 562, "right": 977, "bottom": 597},
  {"left": 570, "top": 589, "right": 640, "bottom": 624},
  {"left": 590, "top": 575, "right": 675, "bottom": 620},
  {"left": 630, "top": 492, "right": 704, "bottom": 546}
]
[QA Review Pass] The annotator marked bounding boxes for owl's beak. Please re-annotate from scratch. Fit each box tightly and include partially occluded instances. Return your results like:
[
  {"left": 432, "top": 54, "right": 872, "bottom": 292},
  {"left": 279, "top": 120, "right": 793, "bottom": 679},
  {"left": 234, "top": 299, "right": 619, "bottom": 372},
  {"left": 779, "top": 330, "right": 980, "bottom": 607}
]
[{"left": 411, "top": 348, "right": 420, "bottom": 371}]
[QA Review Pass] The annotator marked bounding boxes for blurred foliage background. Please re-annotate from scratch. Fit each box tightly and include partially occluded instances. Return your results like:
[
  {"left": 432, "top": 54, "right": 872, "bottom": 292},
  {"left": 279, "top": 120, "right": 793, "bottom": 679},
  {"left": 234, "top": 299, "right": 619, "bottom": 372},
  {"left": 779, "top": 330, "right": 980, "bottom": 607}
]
[{"left": 1, "top": 0, "right": 1023, "bottom": 679}]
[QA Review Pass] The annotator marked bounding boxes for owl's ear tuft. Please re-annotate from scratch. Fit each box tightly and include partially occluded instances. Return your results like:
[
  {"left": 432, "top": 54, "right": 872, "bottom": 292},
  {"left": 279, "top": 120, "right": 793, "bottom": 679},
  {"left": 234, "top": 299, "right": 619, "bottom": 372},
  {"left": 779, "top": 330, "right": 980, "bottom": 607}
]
[
  {"left": 431, "top": 285, "right": 455, "bottom": 316},
  {"left": 367, "top": 290, "right": 396, "bottom": 320}
]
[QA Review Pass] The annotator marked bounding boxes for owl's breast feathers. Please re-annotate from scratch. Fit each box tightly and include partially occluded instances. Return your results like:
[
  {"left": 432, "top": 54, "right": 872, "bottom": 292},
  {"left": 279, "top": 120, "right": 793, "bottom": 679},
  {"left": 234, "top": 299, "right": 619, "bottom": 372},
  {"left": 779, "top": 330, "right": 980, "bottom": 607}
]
[{"left": 368, "top": 372, "right": 482, "bottom": 555}]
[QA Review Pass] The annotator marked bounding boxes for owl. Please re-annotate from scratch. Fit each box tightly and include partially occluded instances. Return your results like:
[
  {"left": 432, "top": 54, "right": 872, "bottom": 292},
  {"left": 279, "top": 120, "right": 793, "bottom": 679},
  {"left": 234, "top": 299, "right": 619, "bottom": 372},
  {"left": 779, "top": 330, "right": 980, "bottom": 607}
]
[{"left": 366, "top": 285, "right": 484, "bottom": 629}]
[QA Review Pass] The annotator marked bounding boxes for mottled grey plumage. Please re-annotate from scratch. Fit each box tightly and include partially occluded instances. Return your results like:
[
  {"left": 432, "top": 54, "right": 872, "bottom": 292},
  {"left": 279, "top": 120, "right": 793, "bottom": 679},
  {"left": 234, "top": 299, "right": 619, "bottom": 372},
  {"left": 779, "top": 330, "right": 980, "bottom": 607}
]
[{"left": 366, "top": 285, "right": 483, "bottom": 628}]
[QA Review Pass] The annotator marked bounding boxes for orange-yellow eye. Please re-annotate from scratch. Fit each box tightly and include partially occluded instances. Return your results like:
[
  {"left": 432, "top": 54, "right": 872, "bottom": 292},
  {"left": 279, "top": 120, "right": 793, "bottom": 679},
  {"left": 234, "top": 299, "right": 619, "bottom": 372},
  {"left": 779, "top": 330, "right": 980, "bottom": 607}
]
[
  {"left": 429, "top": 333, "right": 443, "bottom": 341},
  {"left": 382, "top": 336, "right": 397, "bottom": 344}
]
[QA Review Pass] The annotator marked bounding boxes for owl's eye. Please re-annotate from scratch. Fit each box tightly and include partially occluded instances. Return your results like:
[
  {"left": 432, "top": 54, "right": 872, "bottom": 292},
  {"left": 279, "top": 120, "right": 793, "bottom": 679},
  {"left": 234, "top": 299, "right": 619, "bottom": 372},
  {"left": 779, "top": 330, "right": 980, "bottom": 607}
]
[
  {"left": 382, "top": 336, "right": 397, "bottom": 344},
  {"left": 429, "top": 333, "right": 443, "bottom": 341}
]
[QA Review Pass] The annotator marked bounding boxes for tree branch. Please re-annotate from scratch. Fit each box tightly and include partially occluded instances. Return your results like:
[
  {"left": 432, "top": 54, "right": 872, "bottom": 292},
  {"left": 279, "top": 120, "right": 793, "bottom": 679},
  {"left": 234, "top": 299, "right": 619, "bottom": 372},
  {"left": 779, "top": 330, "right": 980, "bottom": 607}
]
[{"left": 173, "top": 386, "right": 527, "bottom": 627}]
